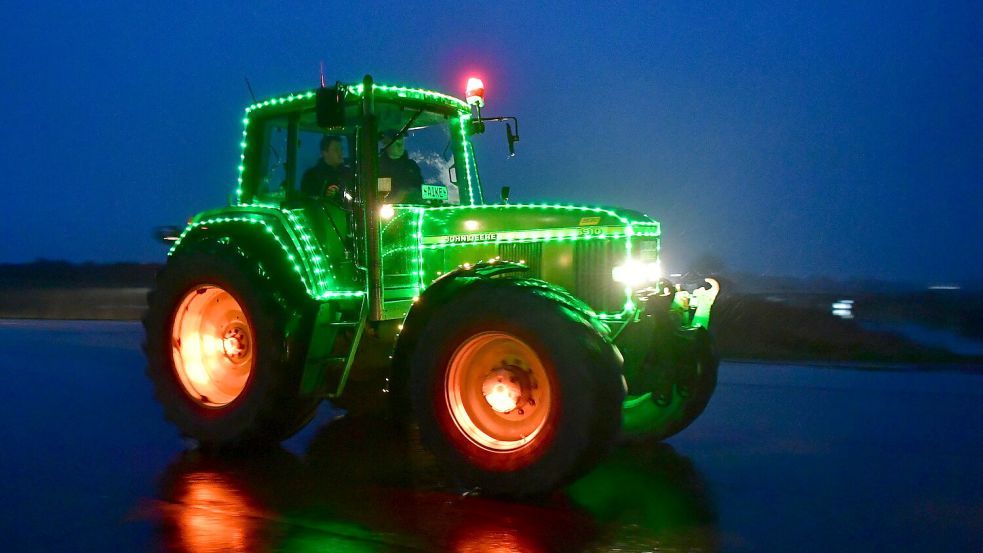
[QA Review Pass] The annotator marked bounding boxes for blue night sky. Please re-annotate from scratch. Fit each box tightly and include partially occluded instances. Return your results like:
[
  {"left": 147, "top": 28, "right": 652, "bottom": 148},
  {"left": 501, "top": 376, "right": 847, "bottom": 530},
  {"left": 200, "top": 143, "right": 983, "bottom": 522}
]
[{"left": 1, "top": 1, "right": 980, "bottom": 283}]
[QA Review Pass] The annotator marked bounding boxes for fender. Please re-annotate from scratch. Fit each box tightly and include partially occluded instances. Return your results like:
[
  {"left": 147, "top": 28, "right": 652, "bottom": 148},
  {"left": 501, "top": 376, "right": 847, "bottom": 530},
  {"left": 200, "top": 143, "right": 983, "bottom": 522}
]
[
  {"left": 169, "top": 217, "right": 311, "bottom": 300},
  {"left": 389, "top": 259, "right": 613, "bottom": 408},
  {"left": 168, "top": 203, "right": 360, "bottom": 302}
]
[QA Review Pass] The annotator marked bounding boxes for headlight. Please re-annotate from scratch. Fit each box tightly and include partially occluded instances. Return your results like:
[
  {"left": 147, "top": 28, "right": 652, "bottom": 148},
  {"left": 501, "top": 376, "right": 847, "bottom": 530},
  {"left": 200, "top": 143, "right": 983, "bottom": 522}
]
[
  {"left": 612, "top": 260, "right": 662, "bottom": 288},
  {"left": 379, "top": 204, "right": 395, "bottom": 220}
]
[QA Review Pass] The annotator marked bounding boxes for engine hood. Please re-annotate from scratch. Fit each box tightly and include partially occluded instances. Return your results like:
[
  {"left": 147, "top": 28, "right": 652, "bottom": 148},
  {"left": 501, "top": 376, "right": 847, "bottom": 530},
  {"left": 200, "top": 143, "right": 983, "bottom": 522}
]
[{"left": 418, "top": 203, "right": 661, "bottom": 247}]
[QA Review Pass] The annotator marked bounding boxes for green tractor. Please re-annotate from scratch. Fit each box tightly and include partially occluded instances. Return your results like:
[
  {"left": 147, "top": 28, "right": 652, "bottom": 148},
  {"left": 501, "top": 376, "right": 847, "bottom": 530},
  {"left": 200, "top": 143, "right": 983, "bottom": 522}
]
[{"left": 144, "top": 75, "right": 720, "bottom": 497}]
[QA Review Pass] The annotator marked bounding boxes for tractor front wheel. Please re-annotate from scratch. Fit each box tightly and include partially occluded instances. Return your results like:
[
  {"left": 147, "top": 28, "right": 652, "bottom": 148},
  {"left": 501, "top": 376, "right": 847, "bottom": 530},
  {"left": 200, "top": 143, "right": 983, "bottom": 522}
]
[{"left": 408, "top": 281, "right": 624, "bottom": 497}]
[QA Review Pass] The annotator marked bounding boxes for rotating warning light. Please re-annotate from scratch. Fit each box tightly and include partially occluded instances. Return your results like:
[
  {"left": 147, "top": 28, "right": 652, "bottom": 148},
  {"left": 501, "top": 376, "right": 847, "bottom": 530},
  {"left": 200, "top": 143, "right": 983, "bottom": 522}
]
[{"left": 466, "top": 77, "right": 485, "bottom": 107}]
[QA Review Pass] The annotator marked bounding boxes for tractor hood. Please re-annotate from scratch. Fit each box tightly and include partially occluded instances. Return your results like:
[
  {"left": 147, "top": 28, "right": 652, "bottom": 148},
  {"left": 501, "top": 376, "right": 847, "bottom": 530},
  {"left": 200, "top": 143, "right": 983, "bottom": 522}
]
[{"left": 418, "top": 204, "right": 661, "bottom": 246}]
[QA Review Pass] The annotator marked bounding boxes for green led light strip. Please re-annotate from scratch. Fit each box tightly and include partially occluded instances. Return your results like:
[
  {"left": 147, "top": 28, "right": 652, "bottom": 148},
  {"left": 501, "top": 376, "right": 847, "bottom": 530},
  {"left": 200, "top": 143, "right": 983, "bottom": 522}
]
[
  {"left": 423, "top": 225, "right": 627, "bottom": 245},
  {"left": 424, "top": 203, "right": 632, "bottom": 224},
  {"left": 417, "top": 203, "right": 653, "bottom": 321},
  {"left": 416, "top": 207, "right": 426, "bottom": 292},
  {"left": 244, "top": 91, "right": 317, "bottom": 113},
  {"left": 349, "top": 83, "right": 470, "bottom": 111},
  {"left": 222, "top": 83, "right": 657, "bottom": 319},
  {"left": 235, "top": 115, "right": 248, "bottom": 201},
  {"left": 284, "top": 209, "right": 335, "bottom": 293},
  {"left": 457, "top": 115, "right": 478, "bottom": 205},
  {"left": 169, "top": 208, "right": 364, "bottom": 301},
  {"left": 421, "top": 232, "right": 631, "bottom": 250},
  {"left": 381, "top": 206, "right": 424, "bottom": 234},
  {"left": 235, "top": 83, "right": 473, "bottom": 204},
  {"left": 169, "top": 216, "right": 314, "bottom": 295}
]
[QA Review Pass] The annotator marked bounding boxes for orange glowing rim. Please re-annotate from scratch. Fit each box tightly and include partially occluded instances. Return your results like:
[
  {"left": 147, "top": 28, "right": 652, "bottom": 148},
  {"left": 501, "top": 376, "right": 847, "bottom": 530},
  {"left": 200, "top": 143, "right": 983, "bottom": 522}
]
[
  {"left": 171, "top": 285, "right": 254, "bottom": 407},
  {"left": 445, "top": 332, "right": 552, "bottom": 453}
]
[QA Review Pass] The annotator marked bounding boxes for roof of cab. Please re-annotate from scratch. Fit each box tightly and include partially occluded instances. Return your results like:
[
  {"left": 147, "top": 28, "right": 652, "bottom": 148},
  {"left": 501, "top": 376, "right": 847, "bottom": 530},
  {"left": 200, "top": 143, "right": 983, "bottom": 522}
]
[{"left": 244, "top": 82, "right": 470, "bottom": 116}]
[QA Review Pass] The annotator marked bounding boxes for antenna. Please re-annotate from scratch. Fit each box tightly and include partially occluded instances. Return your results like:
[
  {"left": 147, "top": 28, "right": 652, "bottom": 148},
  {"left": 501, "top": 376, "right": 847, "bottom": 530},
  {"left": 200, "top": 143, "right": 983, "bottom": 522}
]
[
  {"left": 244, "top": 76, "right": 258, "bottom": 103},
  {"left": 319, "top": 61, "right": 326, "bottom": 88}
]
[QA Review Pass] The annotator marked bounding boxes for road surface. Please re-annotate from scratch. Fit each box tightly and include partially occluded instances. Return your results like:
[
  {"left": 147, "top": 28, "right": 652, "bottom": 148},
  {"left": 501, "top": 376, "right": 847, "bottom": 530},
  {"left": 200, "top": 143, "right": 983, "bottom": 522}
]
[{"left": 0, "top": 320, "right": 980, "bottom": 551}]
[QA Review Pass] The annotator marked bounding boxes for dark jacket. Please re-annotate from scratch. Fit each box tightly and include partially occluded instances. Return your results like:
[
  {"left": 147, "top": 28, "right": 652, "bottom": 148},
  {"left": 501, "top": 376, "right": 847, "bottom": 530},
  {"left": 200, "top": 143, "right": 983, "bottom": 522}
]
[
  {"left": 378, "top": 152, "right": 423, "bottom": 204},
  {"left": 301, "top": 159, "right": 352, "bottom": 200}
]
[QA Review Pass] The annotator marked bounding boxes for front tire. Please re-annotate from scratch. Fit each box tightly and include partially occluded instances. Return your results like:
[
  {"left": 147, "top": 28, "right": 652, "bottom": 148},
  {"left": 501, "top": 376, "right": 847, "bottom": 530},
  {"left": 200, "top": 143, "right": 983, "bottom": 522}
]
[
  {"left": 622, "top": 327, "right": 718, "bottom": 441},
  {"left": 408, "top": 281, "right": 624, "bottom": 497},
  {"left": 144, "top": 247, "right": 320, "bottom": 447}
]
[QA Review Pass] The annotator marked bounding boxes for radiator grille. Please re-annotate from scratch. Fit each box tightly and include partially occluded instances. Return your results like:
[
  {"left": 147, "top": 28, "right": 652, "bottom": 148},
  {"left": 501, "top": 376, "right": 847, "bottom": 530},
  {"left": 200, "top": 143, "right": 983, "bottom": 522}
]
[
  {"left": 499, "top": 237, "right": 658, "bottom": 315},
  {"left": 574, "top": 240, "right": 625, "bottom": 312},
  {"left": 498, "top": 242, "right": 543, "bottom": 278}
]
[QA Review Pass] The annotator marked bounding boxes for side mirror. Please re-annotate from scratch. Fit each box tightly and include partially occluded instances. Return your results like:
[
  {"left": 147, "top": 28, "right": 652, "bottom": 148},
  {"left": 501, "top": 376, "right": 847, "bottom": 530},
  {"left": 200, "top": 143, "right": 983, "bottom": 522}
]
[
  {"left": 506, "top": 123, "right": 519, "bottom": 157},
  {"left": 500, "top": 186, "right": 511, "bottom": 204},
  {"left": 316, "top": 87, "right": 346, "bottom": 128}
]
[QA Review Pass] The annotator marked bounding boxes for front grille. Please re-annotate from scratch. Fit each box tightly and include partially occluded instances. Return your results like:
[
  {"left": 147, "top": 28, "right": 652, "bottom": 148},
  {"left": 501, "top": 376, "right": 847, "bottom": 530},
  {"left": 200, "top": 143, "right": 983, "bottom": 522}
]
[
  {"left": 499, "top": 236, "right": 658, "bottom": 315},
  {"left": 498, "top": 242, "right": 543, "bottom": 278},
  {"left": 574, "top": 240, "right": 625, "bottom": 313}
]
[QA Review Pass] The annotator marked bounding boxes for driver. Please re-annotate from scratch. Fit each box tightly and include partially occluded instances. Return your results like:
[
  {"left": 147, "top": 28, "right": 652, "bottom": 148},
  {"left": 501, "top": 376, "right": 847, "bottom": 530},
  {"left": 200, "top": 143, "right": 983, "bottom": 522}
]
[
  {"left": 301, "top": 135, "right": 352, "bottom": 202},
  {"left": 378, "top": 133, "right": 423, "bottom": 204}
]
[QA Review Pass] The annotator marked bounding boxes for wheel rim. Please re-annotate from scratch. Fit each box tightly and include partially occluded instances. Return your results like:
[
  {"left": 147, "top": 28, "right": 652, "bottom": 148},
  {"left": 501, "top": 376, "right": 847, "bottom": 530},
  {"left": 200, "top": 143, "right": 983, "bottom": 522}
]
[
  {"left": 445, "top": 331, "right": 553, "bottom": 453},
  {"left": 171, "top": 285, "right": 254, "bottom": 407}
]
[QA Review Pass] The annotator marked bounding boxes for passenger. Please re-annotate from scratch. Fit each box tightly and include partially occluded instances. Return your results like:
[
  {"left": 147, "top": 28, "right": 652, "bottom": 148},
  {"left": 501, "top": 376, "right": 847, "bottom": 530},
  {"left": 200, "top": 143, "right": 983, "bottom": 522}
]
[
  {"left": 378, "top": 133, "right": 423, "bottom": 203},
  {"left": 301, "top": 135, "right": 352, "bottom": 202}
]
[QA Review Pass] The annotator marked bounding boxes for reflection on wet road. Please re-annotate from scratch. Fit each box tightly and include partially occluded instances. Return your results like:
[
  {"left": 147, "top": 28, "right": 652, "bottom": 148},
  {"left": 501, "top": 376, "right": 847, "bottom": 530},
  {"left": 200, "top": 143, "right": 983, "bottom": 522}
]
[
  {"left": 144, "top": 418, "right": 716, "bottom": 552},
  {"left": 0, "top": 321, "right": 980, "bottom": 551}
]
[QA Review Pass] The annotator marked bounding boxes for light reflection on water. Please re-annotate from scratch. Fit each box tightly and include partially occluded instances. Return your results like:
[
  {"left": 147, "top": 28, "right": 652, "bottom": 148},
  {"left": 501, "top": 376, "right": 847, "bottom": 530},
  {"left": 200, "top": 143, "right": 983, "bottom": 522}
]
[
  {"left": 147, "top": 415, "right": 717, "bottom": 552},
  {"left": 171, "top": 472, "right": 264, "bottom": 553},
  {"left": 1, "top": 321, "right": 980, "bottom": 551}
]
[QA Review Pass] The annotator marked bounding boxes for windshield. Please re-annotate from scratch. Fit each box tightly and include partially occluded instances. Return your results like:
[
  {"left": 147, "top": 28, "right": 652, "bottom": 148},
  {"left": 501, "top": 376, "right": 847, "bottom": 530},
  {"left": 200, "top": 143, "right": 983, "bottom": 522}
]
[
  {"left": 375, "top": 103, "right": 461, "bottom": 205},
  {"left": 247, "top": 99, "right": 482, "bottom": 206}
]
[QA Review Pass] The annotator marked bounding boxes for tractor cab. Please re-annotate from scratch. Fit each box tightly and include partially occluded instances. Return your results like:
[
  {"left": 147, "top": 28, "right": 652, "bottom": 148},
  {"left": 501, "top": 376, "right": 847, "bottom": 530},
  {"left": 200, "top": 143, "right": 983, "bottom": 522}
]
[{"left": 239, "top": 81, "right": 483, "bottom": 210}]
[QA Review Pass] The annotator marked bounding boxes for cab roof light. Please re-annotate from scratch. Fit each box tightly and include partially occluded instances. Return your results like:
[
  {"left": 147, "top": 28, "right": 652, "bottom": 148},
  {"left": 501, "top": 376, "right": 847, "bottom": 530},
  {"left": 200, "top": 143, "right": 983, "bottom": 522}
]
[{"left": 466, "top": 77, "right": 485, "bottom": 107}]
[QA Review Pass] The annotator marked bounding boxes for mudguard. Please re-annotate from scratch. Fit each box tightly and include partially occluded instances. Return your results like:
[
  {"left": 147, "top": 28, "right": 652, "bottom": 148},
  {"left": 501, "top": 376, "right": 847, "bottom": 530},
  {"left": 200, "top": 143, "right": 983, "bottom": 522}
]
[{"left": 389, "top": 260, "right": 614, "bottom": 408}]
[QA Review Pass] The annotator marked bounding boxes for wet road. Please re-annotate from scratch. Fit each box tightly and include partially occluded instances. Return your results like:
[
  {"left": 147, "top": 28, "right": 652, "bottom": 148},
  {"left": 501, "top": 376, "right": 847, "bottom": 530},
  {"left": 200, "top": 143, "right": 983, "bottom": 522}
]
[{"left": 0, "top": 320, "right": 981, "bottom": 552}]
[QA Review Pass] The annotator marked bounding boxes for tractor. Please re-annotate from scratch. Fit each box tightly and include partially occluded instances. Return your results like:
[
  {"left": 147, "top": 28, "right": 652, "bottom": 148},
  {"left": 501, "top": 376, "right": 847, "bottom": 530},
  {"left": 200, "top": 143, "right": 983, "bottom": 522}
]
[{"left": 144, "top": 75, "right": 719, "bottom": 497}]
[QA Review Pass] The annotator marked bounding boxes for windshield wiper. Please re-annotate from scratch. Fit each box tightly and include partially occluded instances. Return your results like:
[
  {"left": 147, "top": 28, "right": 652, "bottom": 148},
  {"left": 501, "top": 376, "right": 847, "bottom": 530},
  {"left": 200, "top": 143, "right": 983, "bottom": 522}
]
[{"left": 382, "top": 109, "right": 424, "bottom": 151}]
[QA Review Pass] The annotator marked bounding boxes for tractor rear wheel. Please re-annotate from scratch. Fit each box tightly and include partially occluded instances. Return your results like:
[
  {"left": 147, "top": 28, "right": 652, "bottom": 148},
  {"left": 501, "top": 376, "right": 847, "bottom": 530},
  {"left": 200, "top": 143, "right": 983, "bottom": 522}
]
[
  {"left": 408, "top": 281, "right": 624, "bottom": 497},
  {"left": 144, "top": 248, "right": 320, "bottom": 447}
]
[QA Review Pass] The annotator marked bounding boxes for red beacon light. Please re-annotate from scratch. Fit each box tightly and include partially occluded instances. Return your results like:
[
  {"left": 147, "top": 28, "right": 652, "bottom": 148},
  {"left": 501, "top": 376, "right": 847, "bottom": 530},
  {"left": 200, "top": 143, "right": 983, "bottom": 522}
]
[{"left": 466, "top": 77, "right": 485, "bottom": 108}]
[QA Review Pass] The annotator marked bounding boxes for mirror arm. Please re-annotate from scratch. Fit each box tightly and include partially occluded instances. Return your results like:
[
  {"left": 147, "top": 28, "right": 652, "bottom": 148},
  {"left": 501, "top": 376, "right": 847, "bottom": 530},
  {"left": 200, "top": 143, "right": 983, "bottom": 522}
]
[{"left": 474, "top": 115, "right": 520, "bottom": 156}]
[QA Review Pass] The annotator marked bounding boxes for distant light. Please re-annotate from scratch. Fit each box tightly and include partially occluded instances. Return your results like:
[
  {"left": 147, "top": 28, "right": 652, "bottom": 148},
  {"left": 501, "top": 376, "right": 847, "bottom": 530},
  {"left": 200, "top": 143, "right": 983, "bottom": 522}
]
[
  {"left": 831, "top": 298, "right": 854, "bottom": 320},
  {"left": 466, "top": 77, "right": 485, "bottom": 107}
]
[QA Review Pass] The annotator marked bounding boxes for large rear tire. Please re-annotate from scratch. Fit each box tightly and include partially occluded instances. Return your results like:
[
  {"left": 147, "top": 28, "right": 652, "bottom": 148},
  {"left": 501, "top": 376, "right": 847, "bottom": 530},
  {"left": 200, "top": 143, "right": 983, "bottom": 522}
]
[
  {"left": 144, "top": 247, "right": 320, "bottom": 447},
  {"left": 408, "top": 281, "right": 624, "bottom": 497}
]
